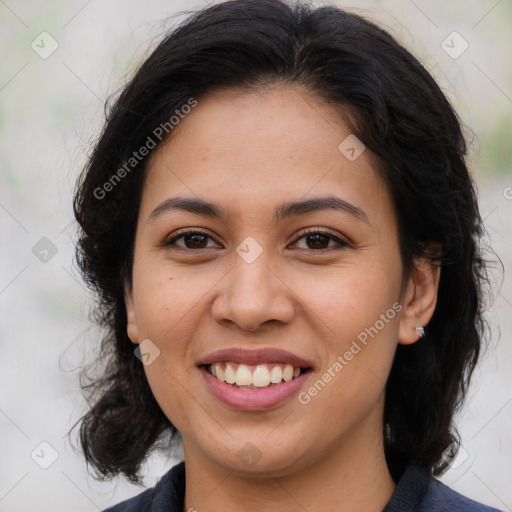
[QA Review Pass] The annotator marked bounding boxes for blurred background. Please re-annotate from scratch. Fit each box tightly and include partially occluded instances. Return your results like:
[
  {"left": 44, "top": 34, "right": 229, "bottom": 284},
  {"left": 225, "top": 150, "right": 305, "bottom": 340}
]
[{"left": 0, "top": 0, "right": 511, "bottom": 510}]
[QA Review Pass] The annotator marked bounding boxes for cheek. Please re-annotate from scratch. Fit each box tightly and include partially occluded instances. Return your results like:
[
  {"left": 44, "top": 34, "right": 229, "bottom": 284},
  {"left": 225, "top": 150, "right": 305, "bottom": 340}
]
[
  {"left": 134, "top": 271, "right": 200, "bottom": 431},
  {"left": 287, "top": 261, "right": 401, "bottom": 336},
  {"left": 132, "top": 264, "right": 212, "bottom": 338},
  {"left": 130, "top": 269, "right": 198, "bottom": 401},
  {"left": 287, "top": 261, "right": 401, "bottom": 393},
  {"left": 295, "top": 270, "right": 399, "bottom": 428}
]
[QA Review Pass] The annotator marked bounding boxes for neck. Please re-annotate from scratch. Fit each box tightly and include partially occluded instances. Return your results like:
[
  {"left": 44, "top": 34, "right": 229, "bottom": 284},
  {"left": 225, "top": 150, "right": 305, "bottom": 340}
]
[{"left": 182, "top": 418, "right": 396, "bottom": 512}]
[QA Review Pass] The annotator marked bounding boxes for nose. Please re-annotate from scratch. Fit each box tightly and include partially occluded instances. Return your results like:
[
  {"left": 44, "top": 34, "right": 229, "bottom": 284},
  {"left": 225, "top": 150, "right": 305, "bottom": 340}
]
[{"left": 211, "top": 250, "right": 296, "bottom": 332}]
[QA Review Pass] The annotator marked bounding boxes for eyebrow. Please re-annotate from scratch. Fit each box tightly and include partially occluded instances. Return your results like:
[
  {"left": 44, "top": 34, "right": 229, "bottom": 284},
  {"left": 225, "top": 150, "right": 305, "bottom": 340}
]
[{"left": 148, "top": 195, "right": 370, "bottom": 226}]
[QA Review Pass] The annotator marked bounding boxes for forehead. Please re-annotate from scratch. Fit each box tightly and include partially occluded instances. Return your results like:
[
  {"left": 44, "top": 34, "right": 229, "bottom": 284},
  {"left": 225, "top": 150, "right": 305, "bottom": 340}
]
[{"left": 141, "top": 85, "right": 393, "bottom": 227}]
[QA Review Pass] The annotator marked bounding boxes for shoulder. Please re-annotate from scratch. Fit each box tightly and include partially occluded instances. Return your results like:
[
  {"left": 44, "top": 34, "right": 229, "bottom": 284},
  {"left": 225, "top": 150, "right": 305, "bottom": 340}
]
[
  {"left": 385, "top": 463, "right": 504, "bottom": 512},
  {"left": 422, "top": 474, "right": 503, "bottom": 512},
  {"left": 100, "top": 461, "right": 186, "bottom": 512},
  {"left": 101, "top": 487, "right": 155, "bottom": 512}
]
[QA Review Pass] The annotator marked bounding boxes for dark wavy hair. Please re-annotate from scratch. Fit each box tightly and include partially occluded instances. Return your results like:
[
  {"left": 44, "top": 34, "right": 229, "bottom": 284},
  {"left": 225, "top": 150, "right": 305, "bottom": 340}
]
[{"left": 71, "top": 0, "right": 494, "bottom": 486}]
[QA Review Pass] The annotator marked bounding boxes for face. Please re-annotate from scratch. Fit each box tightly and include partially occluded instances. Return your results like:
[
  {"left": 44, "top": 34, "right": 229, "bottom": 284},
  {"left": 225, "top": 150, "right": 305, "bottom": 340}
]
[{"left": 125, "top": 85, "right": 440, "bottom": 477}]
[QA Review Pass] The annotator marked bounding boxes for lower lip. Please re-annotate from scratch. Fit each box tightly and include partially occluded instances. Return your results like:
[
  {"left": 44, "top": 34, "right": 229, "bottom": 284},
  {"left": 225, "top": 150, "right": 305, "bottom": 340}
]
[{"left": 199, "top": 366, "right": 312, "bottom": 411}]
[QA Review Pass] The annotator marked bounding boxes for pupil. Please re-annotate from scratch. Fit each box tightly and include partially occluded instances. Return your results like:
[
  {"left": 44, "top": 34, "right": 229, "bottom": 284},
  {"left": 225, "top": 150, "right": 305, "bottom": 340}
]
[
  {"left": 308, "top": 234, "right": 328, "bottom": 249},
  {"left": 185, "top": 234, "right": 207, "bottom": 248}
]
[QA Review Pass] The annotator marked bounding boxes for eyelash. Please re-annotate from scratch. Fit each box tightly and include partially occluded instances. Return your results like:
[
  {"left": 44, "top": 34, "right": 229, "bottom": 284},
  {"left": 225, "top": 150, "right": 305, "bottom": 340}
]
[{"left": 163, "top": 228, "right": 351, "bottom": 252}]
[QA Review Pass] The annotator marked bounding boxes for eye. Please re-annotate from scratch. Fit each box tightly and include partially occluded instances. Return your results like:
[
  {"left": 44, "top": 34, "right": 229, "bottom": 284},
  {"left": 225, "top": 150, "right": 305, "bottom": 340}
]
[
  {"left": 164, "top": 230, "right": 221, "bottom": 250},
  {"left": 290, "top": 228, "right": 351, "bottom": 251}
]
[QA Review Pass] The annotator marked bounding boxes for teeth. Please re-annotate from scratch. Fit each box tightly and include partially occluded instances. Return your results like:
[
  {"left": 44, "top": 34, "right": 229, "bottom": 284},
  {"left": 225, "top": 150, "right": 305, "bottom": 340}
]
[
  {"left": 283, "top": 364, "right": 293, "bottom": 382},
  {"left": 225, "top": 363, "right": 236, "bottom": 384},
  {"left": 270, "top": 365, "right": 283, "bottom": 383},
  {"left": 252, "top": 365, "right": 271, "bottom": 387},
  {"left": 235, "top": 364, "right": 252, "bottom": 386},
  {"left": 209, "top": 362, "right": 304, "bottom": 388},
  {"left": 216, "top": 365, "right": 225, "bottom": 381}
]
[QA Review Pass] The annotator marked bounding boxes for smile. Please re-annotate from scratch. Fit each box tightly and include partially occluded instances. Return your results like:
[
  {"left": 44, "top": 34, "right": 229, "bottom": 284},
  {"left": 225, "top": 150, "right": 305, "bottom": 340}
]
[{"left": 200, "top": 364, "right": 313, "bottom": 411}]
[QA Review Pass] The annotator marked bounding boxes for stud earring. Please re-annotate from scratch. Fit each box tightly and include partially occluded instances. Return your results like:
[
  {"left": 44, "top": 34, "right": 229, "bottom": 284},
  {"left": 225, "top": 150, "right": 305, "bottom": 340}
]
[{"left": 416, "top": 326, "right": 425, "bottom": 338}]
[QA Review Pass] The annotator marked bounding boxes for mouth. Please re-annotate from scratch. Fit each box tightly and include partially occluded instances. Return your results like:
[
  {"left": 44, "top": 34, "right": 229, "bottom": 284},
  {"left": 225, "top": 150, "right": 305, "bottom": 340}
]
[{"left": 196, "top": 347, "right": 315, "bottom": 410}]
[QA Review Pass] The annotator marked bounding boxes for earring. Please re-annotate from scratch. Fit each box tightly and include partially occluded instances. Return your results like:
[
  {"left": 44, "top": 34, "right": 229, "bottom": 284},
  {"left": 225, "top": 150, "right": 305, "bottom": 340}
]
[{"left": 416, "top": 326, "right": 425, "bottom": 338}]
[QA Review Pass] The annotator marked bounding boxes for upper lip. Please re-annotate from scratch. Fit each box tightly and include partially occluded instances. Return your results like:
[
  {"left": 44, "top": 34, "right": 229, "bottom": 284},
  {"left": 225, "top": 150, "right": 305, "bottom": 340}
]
[{"left": 196, "top": 347, "right": 315, "bottom": 369}]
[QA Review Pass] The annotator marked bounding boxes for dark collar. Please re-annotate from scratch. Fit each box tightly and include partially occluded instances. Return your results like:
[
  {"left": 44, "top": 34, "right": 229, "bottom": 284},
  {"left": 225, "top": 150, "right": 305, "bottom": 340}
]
[
  {"left": 382, "top": 463, "right": 430, "bottom": 511},
  {"left": 150, "top": 460, "right": 186, "bottom": 511}
]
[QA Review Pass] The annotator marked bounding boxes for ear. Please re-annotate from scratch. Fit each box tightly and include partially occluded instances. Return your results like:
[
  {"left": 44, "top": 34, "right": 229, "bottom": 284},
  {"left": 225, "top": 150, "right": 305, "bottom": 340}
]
[
  {"left": 125, "top": 283, "right": 141, "bottom": 344},
  {"left": 397, "top": 245, "right": 442, "bottom": 345}
]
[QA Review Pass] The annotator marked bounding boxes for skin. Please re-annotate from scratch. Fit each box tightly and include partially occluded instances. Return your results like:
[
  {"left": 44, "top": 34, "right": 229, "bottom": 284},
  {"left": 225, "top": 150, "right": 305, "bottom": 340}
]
[{"left": 125, "top": 84, "right": 441, "bottom": 512}]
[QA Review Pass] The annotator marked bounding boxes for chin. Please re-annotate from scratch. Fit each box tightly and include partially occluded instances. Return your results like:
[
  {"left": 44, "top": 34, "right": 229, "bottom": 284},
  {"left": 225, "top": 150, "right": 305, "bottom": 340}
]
[{"left": 205, "top": 436, "right": 310, "bottom": 477}]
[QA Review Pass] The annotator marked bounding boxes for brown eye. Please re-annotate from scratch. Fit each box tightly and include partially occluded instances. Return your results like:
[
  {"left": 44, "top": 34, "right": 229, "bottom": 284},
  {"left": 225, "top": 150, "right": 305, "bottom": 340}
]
[
  {"left": 304, "top": 233, "right": 331, "bottom": 249},
  {"left": 291, "top": 229, "right": 350, "bottom": 251},
  {"left": 164, "top": 231, "right": 220, "bottom": 250}
]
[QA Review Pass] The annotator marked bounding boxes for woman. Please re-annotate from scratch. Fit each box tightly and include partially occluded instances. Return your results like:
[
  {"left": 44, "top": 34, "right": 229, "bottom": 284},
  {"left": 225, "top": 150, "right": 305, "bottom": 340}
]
[{"left": 71, "top": 0, "right": 501, "bottom": 510}]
